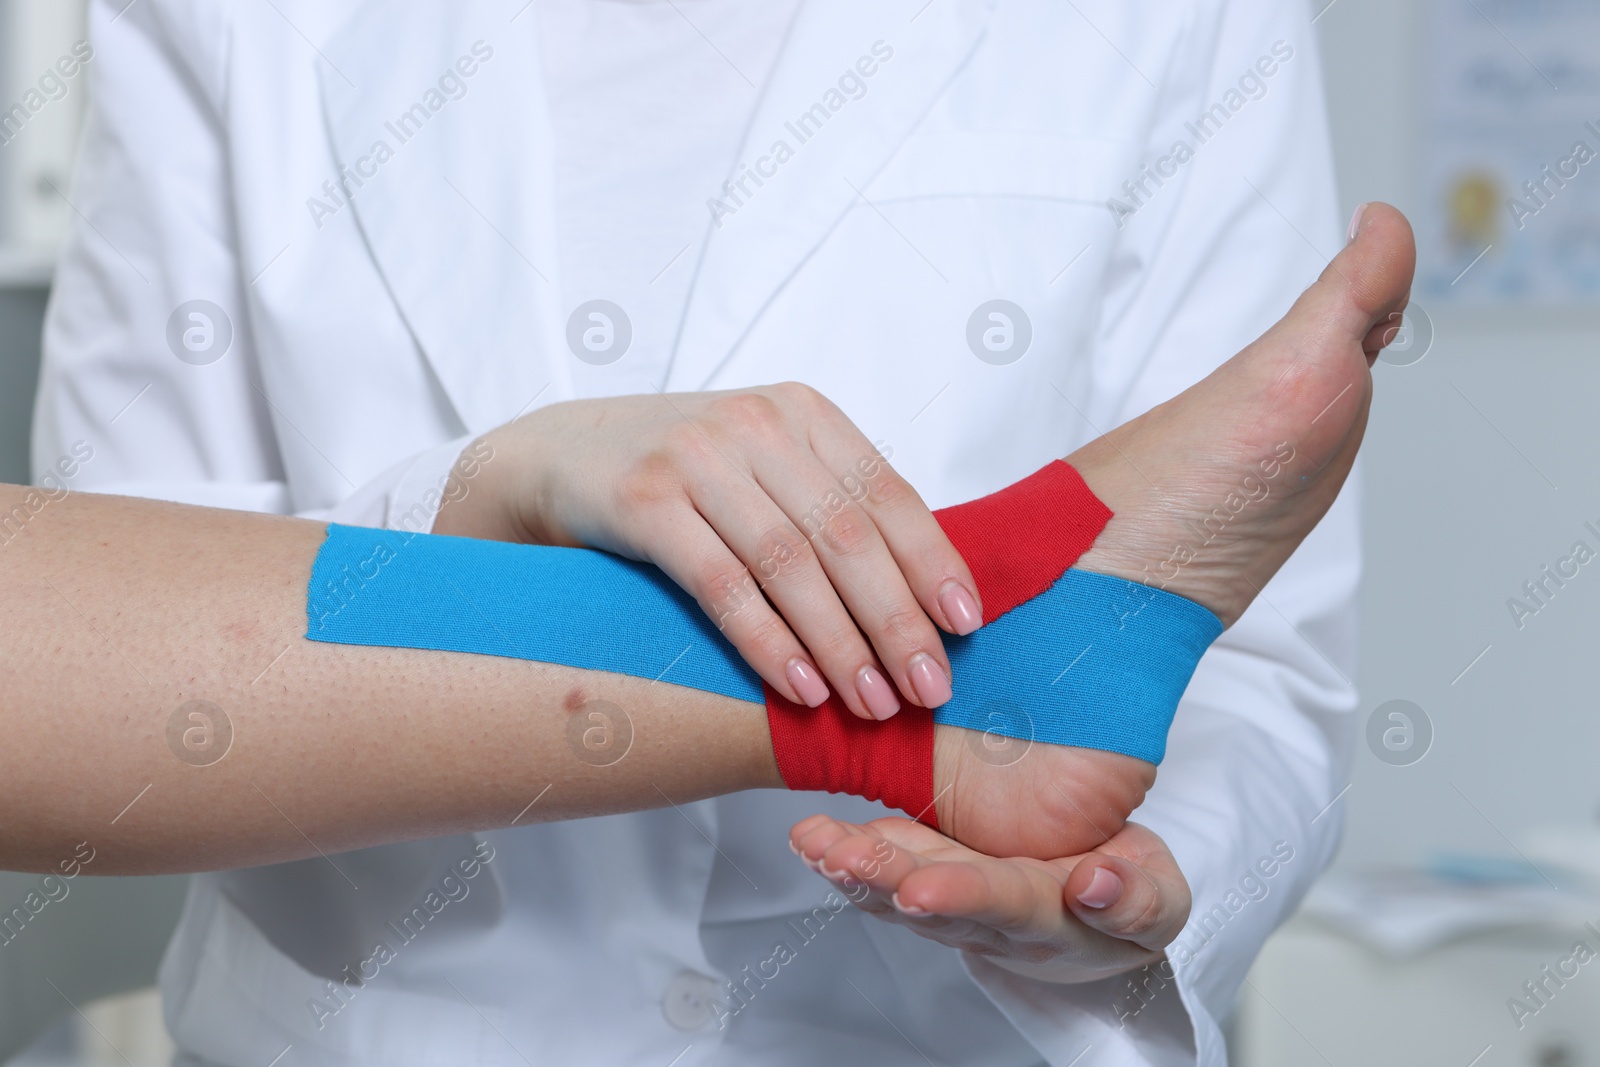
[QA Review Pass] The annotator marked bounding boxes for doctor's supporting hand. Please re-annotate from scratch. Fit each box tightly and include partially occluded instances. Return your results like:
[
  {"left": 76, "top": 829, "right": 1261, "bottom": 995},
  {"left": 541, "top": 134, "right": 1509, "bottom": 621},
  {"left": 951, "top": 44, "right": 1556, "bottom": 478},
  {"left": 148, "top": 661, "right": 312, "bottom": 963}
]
[
  {"left": 433, "top": 384, "right": 980, "bottom": 721},
  {"left": 792, "top": 814, "right": 1189, "bottom": 984}
]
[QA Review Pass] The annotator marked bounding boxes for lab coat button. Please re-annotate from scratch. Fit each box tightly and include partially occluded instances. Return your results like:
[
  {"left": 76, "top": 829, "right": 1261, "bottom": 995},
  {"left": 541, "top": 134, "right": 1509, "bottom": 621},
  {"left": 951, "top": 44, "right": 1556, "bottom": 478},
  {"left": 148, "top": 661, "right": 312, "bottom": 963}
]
[{"left": 661, "top": 970, "right": 723, "bottom": 1031}]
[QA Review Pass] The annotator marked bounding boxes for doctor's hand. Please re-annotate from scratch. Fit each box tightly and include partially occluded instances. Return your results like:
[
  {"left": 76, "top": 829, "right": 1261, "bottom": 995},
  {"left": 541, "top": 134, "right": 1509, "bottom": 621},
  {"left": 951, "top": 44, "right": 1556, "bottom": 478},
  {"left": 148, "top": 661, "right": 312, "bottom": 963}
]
[
  {"left": 790, "top": 814, "right": 1189, "bottom": 984},
  {"left": 435, "top": 384, "right": 982, "bottom": 721}
]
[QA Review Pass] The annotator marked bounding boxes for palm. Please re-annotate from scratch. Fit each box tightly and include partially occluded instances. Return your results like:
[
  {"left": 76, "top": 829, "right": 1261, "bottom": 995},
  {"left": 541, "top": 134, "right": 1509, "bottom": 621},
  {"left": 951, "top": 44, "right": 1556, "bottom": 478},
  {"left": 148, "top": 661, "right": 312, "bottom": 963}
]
[{"left": 790, "top": 814, "right": 1191, "bottom": 983}]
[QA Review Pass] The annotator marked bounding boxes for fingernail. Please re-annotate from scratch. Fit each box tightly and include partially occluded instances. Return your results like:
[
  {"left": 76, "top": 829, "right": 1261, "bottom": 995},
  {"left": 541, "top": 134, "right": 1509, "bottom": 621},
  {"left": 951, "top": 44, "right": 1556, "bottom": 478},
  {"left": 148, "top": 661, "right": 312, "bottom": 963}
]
[
  {"left": 855, "top": 665, "right": 901, "bottom": 720},
  {"left": 892, "top": 892, "right": 929, "bottom": 917},
  {"left": 785, "top": 658, "right": 830, "bottom": 708},
  {"left": 907, "top": 653, "right": 952, "bottom": 708},
  {"left": 819, "top": 862, "right": 849, "bottom": 882},
  {"left": 788, "top": 839, "right": 802, "bottom": 857},
  {"left": 1076, "top": 867, "right": 1124, "bottom": 910},
  {"left": 938, "top": 581, "right": 982, "bottom": 636},
  {"left": 1347, "top": 202, "right": 1369, "bottom": 244}
]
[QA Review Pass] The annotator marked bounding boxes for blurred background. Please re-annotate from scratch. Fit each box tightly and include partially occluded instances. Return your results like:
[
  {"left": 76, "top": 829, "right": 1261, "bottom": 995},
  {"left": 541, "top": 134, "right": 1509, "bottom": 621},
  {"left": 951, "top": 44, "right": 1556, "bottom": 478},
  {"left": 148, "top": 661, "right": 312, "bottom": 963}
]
[{"left": 4, "top": 0, "right": 1600, "bottom": 1063}]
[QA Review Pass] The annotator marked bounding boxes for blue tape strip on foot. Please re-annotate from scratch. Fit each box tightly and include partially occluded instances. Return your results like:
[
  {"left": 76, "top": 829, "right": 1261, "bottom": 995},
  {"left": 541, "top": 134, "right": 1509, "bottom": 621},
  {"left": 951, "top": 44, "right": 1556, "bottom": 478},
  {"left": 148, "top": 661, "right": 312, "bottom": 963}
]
[
  {"left": 306, "top": 525, "right": 1221, "bottom": 764},
  {"left": 929, "top": 569, "right": 1222, "bottom": 763}
]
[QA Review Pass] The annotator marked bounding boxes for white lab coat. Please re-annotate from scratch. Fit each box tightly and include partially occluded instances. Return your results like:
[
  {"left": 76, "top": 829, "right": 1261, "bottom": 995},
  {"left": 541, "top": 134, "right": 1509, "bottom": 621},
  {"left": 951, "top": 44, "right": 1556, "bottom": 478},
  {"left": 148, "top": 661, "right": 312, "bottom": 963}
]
[{"left": 33, "top": 1, "right": 1358, "bottom": 1064}]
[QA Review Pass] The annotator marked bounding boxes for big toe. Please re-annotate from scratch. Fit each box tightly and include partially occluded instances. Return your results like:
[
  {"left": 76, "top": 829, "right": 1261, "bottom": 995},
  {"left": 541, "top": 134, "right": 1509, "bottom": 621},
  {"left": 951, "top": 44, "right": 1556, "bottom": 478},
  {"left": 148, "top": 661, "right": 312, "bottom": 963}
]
[{"left": 1300, "top": 201, "right": 1417, "bottom": 359}]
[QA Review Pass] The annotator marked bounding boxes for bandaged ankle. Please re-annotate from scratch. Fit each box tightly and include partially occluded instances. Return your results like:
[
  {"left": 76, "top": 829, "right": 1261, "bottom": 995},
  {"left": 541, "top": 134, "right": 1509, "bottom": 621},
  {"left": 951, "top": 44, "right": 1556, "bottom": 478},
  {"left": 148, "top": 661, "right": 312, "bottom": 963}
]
[
  {"left": 764, "top": 564, "right": 1222, "bottom": 827},
  {"left": 303, "top": 463, "right": 1220, "bottom": 828},
  {"left": 770, "top": 461, "right": 1129, "bottom": 825}
]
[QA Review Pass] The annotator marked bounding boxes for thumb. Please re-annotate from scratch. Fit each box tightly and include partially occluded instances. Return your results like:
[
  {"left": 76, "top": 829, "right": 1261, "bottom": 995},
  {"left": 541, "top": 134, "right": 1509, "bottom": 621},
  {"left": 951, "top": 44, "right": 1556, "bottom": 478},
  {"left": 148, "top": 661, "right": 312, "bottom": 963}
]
[{"left": 1063, "top": 835, "right": 1191, "bottom": 953}]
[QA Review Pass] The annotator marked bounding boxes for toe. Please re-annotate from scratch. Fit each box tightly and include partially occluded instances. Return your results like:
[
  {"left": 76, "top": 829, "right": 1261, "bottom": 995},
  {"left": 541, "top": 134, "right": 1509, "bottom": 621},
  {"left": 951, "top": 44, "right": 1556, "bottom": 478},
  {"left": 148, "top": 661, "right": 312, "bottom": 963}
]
[{"left": 1311, "top": 201, "right": 1417, "bottom": 343}]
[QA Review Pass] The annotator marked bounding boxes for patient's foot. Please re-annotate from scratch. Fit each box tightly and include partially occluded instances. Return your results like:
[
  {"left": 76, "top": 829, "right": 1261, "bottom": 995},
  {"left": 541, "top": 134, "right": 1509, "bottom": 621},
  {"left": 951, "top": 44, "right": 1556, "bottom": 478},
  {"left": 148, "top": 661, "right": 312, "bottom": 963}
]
[
  {"left": 926, "top": 203, "right": 1416, "bottom": 860},
  {"left": 1068, "top": 203, "right": 1414, "bottom": 627}
]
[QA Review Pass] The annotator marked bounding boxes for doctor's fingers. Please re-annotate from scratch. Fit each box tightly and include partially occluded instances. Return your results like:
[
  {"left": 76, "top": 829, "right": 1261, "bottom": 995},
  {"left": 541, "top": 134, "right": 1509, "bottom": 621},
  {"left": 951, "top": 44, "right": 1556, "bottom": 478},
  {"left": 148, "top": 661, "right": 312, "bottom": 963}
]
[
  {"left": 1062, "top": 825, "right": 1191, "bottom": 953},
  {"left": 792, "top": 813, "right": 1112, "bottom": 942},
  {"left": 797, "top": 405, "right": 982, "bottom": 640},
  {"left": 692, "top": 507, "right": 878, "bottom": 720},
  {"left": 790, "top": 816, "right": 917, "bottom": 918},
  {"left": 796, "top": 821, "right": 1091, "bottom": 957},
  {"left": 888, "top": 851, "right": 1077, "bottom": 938},
  {"left": 687, "top": 464, "right": 943, "bottom": 719},
  {"left": 793, "top": 821, "right": 1144, "bottom": 968},
  {"left": 740, "top": 449, "right": 958, "bottom": 712},
  {"left": 790, "top": 815, "right": 980, "bottom": 920},
  {"left": 638, "top": 503, "right": 828, "bottom": 709},
  {"left": 677, "top": 472, "right": 881, "bottom": 717}
]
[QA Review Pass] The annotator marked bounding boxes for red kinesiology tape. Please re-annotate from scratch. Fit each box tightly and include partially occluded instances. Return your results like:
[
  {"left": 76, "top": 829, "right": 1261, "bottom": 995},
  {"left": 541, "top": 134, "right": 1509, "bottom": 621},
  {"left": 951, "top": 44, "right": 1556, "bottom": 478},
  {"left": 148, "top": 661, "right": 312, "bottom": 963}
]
[{"left": 766, "top": 461, "right": 1113, "bottom": 827}]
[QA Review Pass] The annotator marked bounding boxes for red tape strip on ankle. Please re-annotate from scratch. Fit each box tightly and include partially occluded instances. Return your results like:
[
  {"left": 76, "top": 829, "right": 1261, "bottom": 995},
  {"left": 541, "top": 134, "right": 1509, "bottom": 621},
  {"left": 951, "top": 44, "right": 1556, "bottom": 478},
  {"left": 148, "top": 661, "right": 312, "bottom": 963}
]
[
  {"left": 766, "top": 461, "right": 1113, "bottom": 827},
  {"left": 762, "top": 693, "right": 939, "bottom": 820}
]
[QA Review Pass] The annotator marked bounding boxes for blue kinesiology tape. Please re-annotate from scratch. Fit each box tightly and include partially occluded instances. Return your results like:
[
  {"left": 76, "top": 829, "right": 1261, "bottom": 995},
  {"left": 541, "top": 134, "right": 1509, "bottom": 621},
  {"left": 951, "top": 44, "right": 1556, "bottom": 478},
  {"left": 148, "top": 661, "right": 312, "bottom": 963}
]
[
  {"left": 306, "top": 525, "right": 1222, "bottom": 764},
  {"left": 933, "top": 569, "right": 1222, "bottom": 761}
]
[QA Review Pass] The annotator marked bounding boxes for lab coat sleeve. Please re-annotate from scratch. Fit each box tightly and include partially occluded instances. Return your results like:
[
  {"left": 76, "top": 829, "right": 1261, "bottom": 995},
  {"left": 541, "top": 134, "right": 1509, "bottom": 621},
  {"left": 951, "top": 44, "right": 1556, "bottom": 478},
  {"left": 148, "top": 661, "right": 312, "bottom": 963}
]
[
  {"left": 963, "top": 3, "right": 1356, "bottom": 1065},
  {"left": 31, "top": 0, "right": 469, "bottom": 533}
]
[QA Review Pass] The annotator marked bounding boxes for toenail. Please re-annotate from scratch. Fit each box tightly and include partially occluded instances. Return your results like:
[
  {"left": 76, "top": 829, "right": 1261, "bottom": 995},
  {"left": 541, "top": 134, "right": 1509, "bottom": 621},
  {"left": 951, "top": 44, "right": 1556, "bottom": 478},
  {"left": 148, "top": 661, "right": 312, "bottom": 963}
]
[{"left": 1347, "top": 202, "right": 1369, "bottom": 244}]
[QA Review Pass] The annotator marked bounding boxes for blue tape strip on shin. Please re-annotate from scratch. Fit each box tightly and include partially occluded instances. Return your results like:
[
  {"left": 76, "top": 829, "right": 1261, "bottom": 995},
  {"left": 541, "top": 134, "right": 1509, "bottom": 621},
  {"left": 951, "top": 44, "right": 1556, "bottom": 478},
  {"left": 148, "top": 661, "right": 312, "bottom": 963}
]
[
  {"left": 930, "top": 569, "right": 1223, "bottom": 764},
  {"left": 305, "top": 525, "right": 1221, "bottom": 765},
  {"left": 306, "top": 524, "right": 765, "bottom": 702}
]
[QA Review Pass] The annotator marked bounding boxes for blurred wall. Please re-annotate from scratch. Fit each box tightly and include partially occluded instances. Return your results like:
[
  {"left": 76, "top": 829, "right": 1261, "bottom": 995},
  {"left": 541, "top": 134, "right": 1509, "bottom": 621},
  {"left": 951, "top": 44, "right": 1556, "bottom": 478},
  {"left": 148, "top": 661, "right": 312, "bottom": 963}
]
[
  {"left": 0, "top": 0, "right": 84, "bottom": 478},
  {"left": 0, "top": 287, "right": 43, "bottom": 483},
  {"left": 1321, "top": 1, "right": 1600, "bottom": 871}
]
